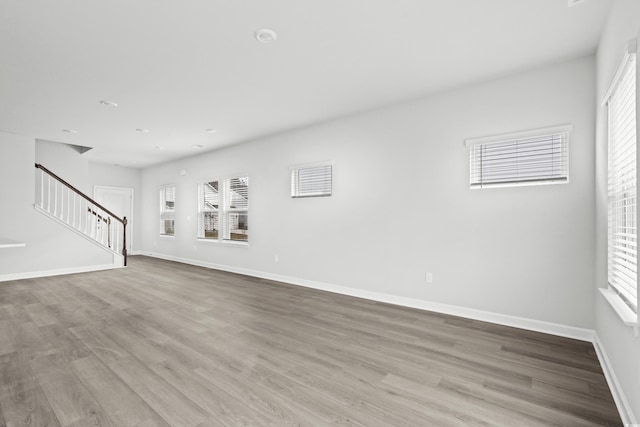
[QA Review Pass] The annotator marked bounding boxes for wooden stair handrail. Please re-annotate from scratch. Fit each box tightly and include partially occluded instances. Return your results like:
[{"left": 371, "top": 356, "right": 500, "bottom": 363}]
[
  {"left": 35, "top": 163, "right": 128, "bottom": 266},
  {"left": 35, "top": 163, "right": 124, "bottom": 224}
]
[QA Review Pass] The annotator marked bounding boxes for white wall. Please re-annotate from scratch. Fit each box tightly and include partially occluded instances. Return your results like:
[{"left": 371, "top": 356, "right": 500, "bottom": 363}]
[
  {"left": 595, "top": 0, "right": 640, "bottom": 421},
  {"left": 0, "top": 133, "right": 114, "bottom": 278},
  {"left": 88, "top": 162, "right": 142, "bottom": 253},
  {"left": 141, "top": 55, "right": 596, "bottom": 330},
  {"left": 35, "top": 139, "right": 91, "bottom": 194}
]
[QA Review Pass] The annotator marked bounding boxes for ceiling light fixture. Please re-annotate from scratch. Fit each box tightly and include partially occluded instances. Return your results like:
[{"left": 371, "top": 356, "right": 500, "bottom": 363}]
[
  {"left": 255, "top": 28, "right": 277, "bottom": 43},
  {"left": 205, "top": 128, "right": 217, "bottom": 133},
  {"left": 154, "top": 145, "right": 165, "bottom": 150},
  {"left": 99, "top": 100, "right": 118, "bottom": 107},
  {"left": 62, "top": 129, "right": 78, "bottom": 134},
  {"left": 136, "top": 128, "right": 150, "bottom": 133},
  {"left": 567, "top": 0, "right": 585, "bottom": 6},
  {"left": 192, "top": 144, "right": 204, "bottom": 149}
]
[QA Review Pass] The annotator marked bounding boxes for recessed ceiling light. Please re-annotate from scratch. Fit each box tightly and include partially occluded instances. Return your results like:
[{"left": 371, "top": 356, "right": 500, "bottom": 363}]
[
  {"left": 255, "top": 28, "right": 277, "bottom": 43},
  {"left": 205, "top": 128, "right": 217, "bottom": 133},
  {"left": 154, "top": 145, "right": 165, "bottom": 150},
  {"left": 62, "top": 129, "right": 78, "bottom": 134},
  {"left": 192, "top": 144, "right": 204, "bottom": 149},
  {"left": 136, "top": 128, "right": 150, "bottom": 133},
  {"left": 99, "top": 100, "right": 118, "bottom": 107}
]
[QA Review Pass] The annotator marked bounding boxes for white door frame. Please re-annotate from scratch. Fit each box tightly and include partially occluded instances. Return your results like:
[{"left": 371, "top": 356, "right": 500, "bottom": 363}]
[{"left": 94, "top": 186, "right": 134, "bottom": 253}]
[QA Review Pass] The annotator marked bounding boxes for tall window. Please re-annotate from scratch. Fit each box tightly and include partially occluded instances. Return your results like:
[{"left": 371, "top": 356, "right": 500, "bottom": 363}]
[
  {"left": 198, "top": 180, "right": 219, "bottom": 239},
  {"left": 607, "top": 46, "right": 637, "bottom": 313},
  {"left": 198, "top": 177, "right": 248, "bottom": 243},
  {"left": 466, "top": 125, "right": 570, "bottom": 189},
  {"left": 159, "top": 185, "right": 175, "bottom": 236},
  {"left": 223, "top": 177, "right": 249, "bottom": 242}
]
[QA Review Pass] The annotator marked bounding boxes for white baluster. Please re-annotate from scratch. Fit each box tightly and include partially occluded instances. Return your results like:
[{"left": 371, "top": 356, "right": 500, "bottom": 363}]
[
  {"left": 84, "top": 200, "right": 89, "bottom": 235},
  {"left": 91, "top": 205, "right": 96, "bottom": 239},
  {"left": 40, "top": 169, "right": 44, "bottom": 208},
  {"left": 47, "top": 175, "right": 51, "bottom": 212},
  {"left": 66, "top": 187, "right": 70, "bottom": 224},
  {"left": 59, "top": 184, "right": 63, "bottom": 219},
  {"left": 100, "top": 211, "right": 105, "bottom": 245}
]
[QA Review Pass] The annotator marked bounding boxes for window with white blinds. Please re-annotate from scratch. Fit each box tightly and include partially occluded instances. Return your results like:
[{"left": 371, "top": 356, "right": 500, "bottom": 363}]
[
  {"left": 198, "top": 180, "right": 219, "bottom": 240},
  {"left": 607, "top": 49, "right": 637, "bottom": 313},
  {"left": 466, "top": 126, "right": 571, "bottom": 189},
  {"left": 197, "top": 177, "right": 248, "bottom": 243},
  {"left": 291, "top": 162, "right": 333, "bottom": 198},
  {"left": 223, "top": 177, "right": 248, "bottom": 242},
  {"left": 159, "top": 185, "right": 175, "bottom": 236}
]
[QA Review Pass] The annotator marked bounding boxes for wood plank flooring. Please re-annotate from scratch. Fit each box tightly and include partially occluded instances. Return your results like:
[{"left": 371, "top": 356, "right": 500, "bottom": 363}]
[{"left": 0, "top": 256, "right": 622, "bottom": 426}]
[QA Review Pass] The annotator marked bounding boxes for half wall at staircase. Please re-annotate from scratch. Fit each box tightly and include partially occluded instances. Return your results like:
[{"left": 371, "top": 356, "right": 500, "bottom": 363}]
[{"left": 0, "top": 133, "right": 137, "bottom": 280}]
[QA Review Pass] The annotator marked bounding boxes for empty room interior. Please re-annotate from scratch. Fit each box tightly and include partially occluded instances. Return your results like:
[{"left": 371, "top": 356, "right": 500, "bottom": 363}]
[{"left": 1, "top": 0, "right": 640, "bottom": 425}]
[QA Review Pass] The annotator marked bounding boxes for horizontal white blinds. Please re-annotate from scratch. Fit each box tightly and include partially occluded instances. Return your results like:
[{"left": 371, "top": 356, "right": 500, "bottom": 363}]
[
  {"left": 160, "top": 186, "right": 175, "bottom": 220},
  {"left": 223, "top": 177, "right": 248, "bottom": 242},
  {"left": 226, "top": 177, "right": 248, "bottom": 210},
  {"left": 159, "top": 186, "right": 175, "bottom": 236},
  {"left": 291, "top": 163, "right": 332, "bottom": 197},
  {"left": 470, "top": 132, "right": 568, "bottom": 188},
  {"left": 607, "top": 52, "right": 637, "bottom": 311},
  {"left": 202, "top": 181, "right": 219, "bottom": 210},
  {"left": 162, "top": 186, "right": 175, "bottom": 210}
]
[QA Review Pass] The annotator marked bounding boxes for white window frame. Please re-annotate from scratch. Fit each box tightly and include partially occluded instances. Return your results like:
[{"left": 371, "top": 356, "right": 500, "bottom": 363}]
[
  {"left": 196, "top": 175, "right": 248, "bottom": 245},
  {"left": 197, "top": 180, "right": 220, "bottom": 240},
  {"left": 465, "top": 125, "right": 572, "bottom": 189},
  {"left": 290, "top": 161, "right": 333, "bottom": 198},
  {"left": 601, "top": 38, "right": 639, "bottom": 334},
  {"left": 159, "top": 184, "right": 175, "bottom": 237}
]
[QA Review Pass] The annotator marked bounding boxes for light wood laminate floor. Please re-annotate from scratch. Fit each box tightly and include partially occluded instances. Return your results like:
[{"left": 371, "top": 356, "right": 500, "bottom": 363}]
[{"left": 0, "top": 256, "right": 622, "bottom": 426}]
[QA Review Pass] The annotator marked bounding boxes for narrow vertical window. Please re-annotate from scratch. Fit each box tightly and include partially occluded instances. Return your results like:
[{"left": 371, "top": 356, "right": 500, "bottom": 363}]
[
  {"left": 198, "top": 181, "right": 219, "bottom": 239},
  {"left": 223, "top": 177, "right": 248, "bottom": 242},
  {"left": 159, "top": 185, "right": 175, "bottom": 236},
  {"left": 607, "top": 45, "right": 637, "bottom": 313}
]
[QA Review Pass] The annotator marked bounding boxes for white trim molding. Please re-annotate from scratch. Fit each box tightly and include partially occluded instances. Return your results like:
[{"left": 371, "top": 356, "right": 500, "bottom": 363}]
[
  {"left": 0, "top": 263, "right": 118, "bottom": 283},
  {"left": 600, "top": 288, "right": 639, "bottom": 336},
  {"left": 593, "top": 333, "right": 638, "bottom": 425},
  {"left": 602, "top": 38, "right": 637, "bottom": 106}
]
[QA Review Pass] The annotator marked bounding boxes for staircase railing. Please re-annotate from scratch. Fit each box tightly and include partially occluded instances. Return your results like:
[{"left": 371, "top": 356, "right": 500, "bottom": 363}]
[{"left": 34, "top": 163, "right": 128, "bottom": 266}]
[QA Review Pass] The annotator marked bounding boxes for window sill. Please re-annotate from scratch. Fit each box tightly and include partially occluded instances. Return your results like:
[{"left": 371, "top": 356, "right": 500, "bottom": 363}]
[
  {"left": 159, "top": 235, "right": 175, "bottom": 239},
  {"left": 599, "top": 288, "right": 639, "bottom": 337},
  {"left": 196, "top": 238, "right": 249, "bottom": 248}
]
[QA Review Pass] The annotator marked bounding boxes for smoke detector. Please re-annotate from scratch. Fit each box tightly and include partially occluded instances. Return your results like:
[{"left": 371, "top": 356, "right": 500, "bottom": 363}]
[{"left": 255, "top": 28, "right": 277, "bottom": 43}]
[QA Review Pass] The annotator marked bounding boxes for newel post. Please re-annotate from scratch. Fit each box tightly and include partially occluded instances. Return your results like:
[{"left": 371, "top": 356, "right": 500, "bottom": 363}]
[{"left": 122, "top": 217, "right": 128, "bottom": 267}]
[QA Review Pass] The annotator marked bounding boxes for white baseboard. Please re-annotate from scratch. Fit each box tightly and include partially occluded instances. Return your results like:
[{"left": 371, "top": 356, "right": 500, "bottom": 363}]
[
  {"left": 0, "top": 263, "right": 118, "bottom": 283},
  {"left": 593, "top": 333, "right": 638, "bottom": 425},
  {"left": 140, "top": 251, "right": 594, "bottom": 342}
]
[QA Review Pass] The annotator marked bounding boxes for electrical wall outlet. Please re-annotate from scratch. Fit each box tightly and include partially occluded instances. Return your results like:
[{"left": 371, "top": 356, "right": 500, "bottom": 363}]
[
  {"left": 274, "top": 254, "right": 279, "bottom": 263},
  {"left": 425, "top": 272, "right": 433, "bottom": 283}
]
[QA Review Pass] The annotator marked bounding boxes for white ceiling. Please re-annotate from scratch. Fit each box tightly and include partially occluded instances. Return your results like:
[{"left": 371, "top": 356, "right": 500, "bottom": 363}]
[{"left": 0, "top": 0, "right": 612, "bottom": 168}]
